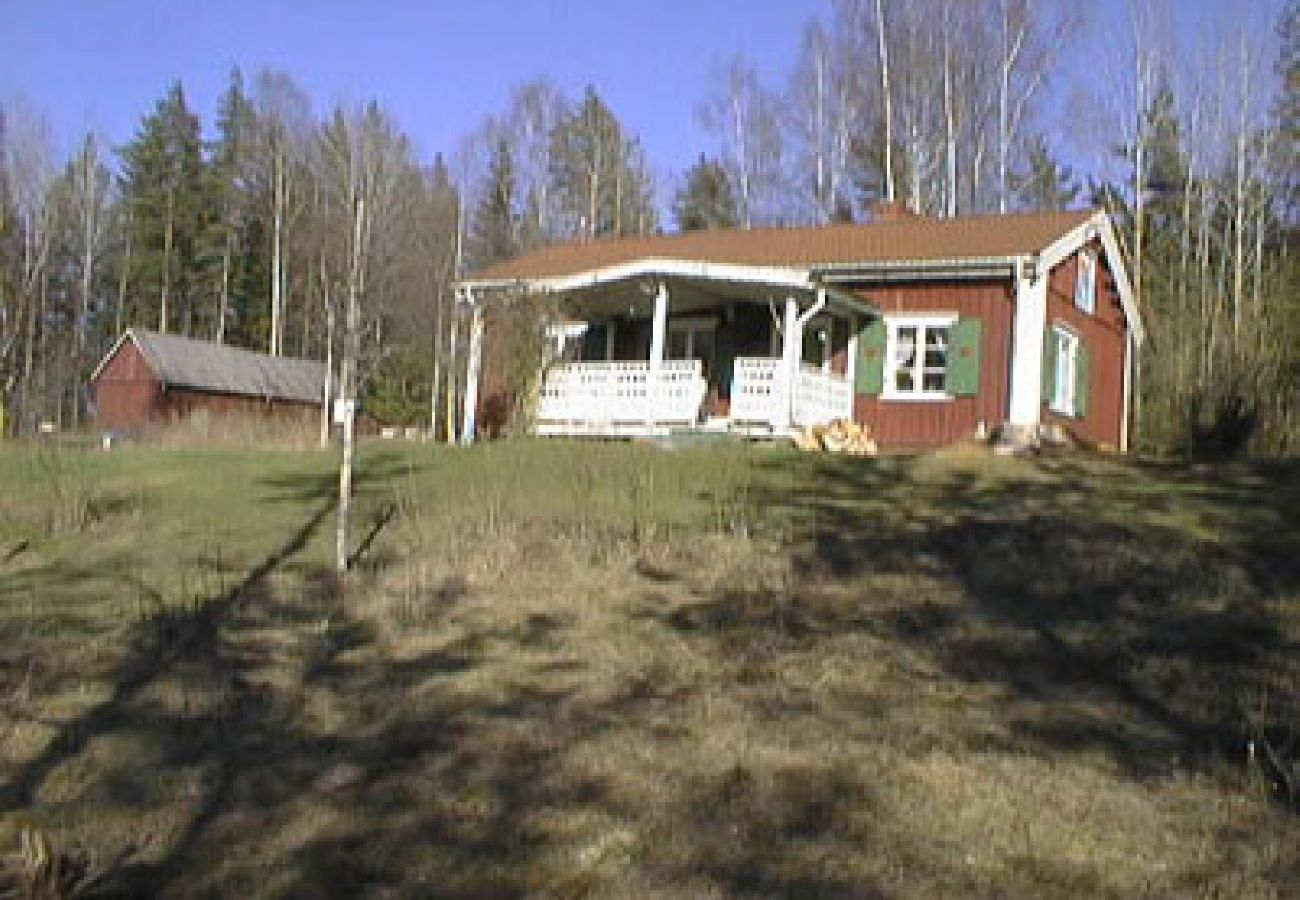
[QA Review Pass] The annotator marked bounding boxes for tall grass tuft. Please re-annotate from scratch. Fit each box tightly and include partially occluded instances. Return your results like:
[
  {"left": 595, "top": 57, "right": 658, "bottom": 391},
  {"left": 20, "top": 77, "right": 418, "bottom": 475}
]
[{"left": 0, "top": 828, "right": 130, "bottom": 899}]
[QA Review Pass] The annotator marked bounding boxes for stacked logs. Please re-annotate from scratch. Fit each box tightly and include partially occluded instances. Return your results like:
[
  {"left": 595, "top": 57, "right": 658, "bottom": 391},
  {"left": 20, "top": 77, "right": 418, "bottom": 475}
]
[{"left": 792, "top": 419, "right": 879, "bottom": 455}]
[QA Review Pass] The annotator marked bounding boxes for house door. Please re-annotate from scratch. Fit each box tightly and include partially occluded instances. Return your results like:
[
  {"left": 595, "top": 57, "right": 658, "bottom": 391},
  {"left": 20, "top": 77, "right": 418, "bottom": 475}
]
[
  {"left": 668, "top": 320, "right": 717, "bottom": 378},
  {"left": 669, "top": 318, "right": 722, "bottom": 416}
]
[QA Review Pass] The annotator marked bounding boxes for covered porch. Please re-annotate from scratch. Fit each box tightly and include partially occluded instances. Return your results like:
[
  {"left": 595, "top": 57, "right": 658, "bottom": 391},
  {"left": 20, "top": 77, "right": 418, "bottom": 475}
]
[{"left": 526, "top": 263, "right": 874, "bottom": 438}]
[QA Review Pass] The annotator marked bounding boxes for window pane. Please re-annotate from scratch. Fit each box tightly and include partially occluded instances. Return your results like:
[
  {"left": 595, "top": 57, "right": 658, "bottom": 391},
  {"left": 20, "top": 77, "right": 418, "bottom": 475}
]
[
  {"left": 1054, "top": 331, "right": 1073, "bottom": 409},
  {"left": 924, "top": 327, "right": 949, "bottom": 369},
  {"left": 895, "top": 369, "right": 914, "bottom": 392},
  {"left": 922, "top": 371, "right": 945, "bottom": 391},
  {"left": 895, "top": 327, "right": 917, "bottom": 367}
]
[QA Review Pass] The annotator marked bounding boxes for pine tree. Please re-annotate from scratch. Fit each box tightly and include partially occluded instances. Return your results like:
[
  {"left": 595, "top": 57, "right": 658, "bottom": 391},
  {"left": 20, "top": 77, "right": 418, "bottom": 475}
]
[
  {"left": 674, "top": 154, "right": 739, "bottom": 231},
  {"left": 1015, "top": 136, "right": 1080, "bottom": 211},
  {"left": 207, "top": 68, "right": 255, "bottom": 344},
  {"left": 118, "top": 81, "right": 207, "bottom": 335},
  {"left": 467, "top": 138, "right": 518, "bottom": 269}
]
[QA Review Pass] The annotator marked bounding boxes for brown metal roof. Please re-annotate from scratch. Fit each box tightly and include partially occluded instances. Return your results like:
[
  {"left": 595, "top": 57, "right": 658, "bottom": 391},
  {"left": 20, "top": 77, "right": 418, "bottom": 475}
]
[
  {"left": 99, "top": 330, "right": 326, "bottom": 404},
  {"left": 466, "top": 209, "right": 1095, "bottom": 284}
]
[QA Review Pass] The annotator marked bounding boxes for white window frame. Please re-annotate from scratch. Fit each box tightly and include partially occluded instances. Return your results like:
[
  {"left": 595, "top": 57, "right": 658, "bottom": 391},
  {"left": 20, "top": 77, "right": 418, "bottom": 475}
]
[
  {"left": 882, "top": 313, "right": 958, "bottom": 402},
  {"left": 1075, "top": 250, "right": 1097, "bottom": 315},
  {"left": 1050, "top": 324, "right": 1079, "bottom": 416}
]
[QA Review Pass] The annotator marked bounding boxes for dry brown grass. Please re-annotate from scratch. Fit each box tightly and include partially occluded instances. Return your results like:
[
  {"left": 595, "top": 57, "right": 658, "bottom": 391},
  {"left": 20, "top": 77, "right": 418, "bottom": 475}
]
[
  {"left": 143, "top": 408, "right": 321, "bottom": 451},
  {"left": 0, "top": 441, "right": 1296, "bottom": 897}
]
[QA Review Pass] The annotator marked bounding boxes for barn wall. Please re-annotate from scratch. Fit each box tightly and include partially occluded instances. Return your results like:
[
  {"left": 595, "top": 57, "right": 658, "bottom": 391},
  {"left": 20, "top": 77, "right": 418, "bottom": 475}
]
[
  {"left": 1042, "top": 242, "right": 1128, "bottom": 448},
  {"left": 850, "top": 280, "right": 1015, "bottom": 449},
  {"left": 157, "top": 388, "right": 319, "bottom": 423},
  {"left": 92, "top": 339, "right": 161, "bottom": 433}
]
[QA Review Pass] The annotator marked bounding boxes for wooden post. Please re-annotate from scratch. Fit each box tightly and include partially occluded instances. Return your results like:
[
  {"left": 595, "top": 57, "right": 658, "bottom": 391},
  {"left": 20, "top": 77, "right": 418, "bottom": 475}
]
[
  {"left": 846, "top": 313, "right": 859, "bottom": 420},
  {"left": 444, "top": 307, "right": 460, "bottom": 445},
  {"left": 336, "top": 197, "right": 364, "bottom": 574},
  {"left": 461, "top": 295, "right": 484, "bottom": 445}
]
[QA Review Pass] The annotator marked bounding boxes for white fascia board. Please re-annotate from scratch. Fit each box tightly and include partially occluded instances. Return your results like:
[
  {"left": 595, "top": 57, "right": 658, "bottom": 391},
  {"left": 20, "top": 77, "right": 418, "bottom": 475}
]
[
  {"left": 458, "top": 257, "right": 876, "bottom": 317},
  {"left": 1036, "top": 211, "right": 1145, "bottom": 346},
  {"left": 459, "top": 258, "right": 817, "bottom": 295}
]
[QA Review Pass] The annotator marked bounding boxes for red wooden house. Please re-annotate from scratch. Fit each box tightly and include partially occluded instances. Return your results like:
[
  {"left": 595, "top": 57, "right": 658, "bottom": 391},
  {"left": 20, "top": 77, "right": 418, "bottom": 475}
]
[
  {"left": 90, "top": 329, "right": 327, "bottom": 434},
  {"left": 455, "top": 209, "right": 1143, "bottom": 450}
]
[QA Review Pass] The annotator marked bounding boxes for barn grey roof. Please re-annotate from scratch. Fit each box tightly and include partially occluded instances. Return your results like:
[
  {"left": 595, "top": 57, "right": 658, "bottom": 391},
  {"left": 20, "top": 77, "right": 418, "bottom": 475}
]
[{"left": 95, "top": 330, "right": 326, "bottom": 404}]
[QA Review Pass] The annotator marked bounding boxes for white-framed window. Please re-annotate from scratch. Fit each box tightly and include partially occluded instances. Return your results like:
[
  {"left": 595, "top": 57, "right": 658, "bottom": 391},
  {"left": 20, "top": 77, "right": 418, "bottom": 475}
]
[
  {"left": 1075, "top": 250, "right": 1097, "bottom": 314},
  {"left": 883, "top": 314, "right": 956, "bottom": 400},
  {"left": 1050, "top": 325, "right": 1079, "bottom": 415},
  {"left": 802, "top": 314, "right": 834, "bottom": 373}
]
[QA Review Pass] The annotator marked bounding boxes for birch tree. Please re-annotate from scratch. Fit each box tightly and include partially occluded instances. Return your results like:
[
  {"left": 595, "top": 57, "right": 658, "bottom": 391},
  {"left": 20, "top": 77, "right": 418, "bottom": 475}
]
[
  {"left": 63, "top": 133, "right": 112, "bottom": 427},
  {"left": 0, "top": 98, "right": 57, "bottom": 432},
  {"left": 316, "top": 101, "right": 413, "bottom": 571},
  {"left": 249, "top": 70, "right": 313, "bottom": 357},
  {"left": 698, "top": 58, "right": 785, "bottom": 226}
]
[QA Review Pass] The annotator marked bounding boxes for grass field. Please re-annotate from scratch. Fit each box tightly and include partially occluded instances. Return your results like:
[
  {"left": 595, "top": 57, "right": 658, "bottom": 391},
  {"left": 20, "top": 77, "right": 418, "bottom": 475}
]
[{"left": 0, "top": 439, "right": 1297, "bottom": 898}]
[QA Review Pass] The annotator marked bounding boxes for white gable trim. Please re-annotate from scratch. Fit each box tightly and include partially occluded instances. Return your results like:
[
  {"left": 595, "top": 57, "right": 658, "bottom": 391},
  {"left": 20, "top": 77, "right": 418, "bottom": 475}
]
[
  {"left": 89, "top": 329, "right": 140, "bottom": 385},
  {"left": 1038, "top": 211, "right": 1144, "bottom": 346}
]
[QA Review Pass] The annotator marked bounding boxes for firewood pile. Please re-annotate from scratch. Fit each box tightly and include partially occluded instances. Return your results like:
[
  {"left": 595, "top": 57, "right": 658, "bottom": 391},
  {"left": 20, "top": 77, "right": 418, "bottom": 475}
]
[{"left": 792, "top": 419, "right": 878, "bottom": 455}]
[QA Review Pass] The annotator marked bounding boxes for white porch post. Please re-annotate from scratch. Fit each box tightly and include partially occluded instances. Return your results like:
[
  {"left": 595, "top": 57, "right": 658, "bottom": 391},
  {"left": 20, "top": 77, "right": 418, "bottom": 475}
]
[
  {"left": 649, "top": 281, "right": 668, "bottom": 370},
  {"left": 461, "top": 297, "right": 484, "bottom": 445},
  {"left": 605, "top": 319, "right": 617, "bottom": 361},
  {"left": 648, "top": 281, "right": 669, "bottom": 425},
  {"left": 781, "top": 296, "right": 801, "bottom": 430},
  {"left": 1007, "top": 257, "right": 1047, "bottom": 442}
]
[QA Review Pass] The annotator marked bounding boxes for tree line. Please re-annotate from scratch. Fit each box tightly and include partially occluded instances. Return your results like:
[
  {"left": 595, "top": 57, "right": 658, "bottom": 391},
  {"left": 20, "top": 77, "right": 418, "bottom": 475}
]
[{"left": 0, "top": 0, "right": 1295, "bottom": 454}]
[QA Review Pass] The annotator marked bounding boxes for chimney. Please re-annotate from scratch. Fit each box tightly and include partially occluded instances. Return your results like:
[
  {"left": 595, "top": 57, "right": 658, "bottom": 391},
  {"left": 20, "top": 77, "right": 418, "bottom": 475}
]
[{"left": 871, "top": 201, "right": 920, "bottom": 222}]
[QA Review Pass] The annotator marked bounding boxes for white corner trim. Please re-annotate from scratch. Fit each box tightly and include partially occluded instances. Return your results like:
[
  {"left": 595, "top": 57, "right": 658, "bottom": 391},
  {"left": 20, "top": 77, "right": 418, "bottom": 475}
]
[{"left": 1007, "top": 260, "right": 1048, "bottom": 427}]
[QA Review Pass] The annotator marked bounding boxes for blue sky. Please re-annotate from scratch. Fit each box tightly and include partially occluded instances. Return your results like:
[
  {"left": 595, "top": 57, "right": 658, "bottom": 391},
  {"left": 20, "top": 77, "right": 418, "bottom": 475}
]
[
  {"left": 5, "top": 1, "right": 823, "bottom": 170},
  {"left": 3, "top": 0, "right": 1286, "bottom": 183}
]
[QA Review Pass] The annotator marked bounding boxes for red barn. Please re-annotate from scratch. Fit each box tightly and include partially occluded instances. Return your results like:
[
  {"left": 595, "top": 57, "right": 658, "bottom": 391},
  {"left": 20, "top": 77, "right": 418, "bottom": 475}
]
[
  {"left": 455, "top": 209, "right": 1143, "bottom": 451},
  {"left": 90, "top": 329, "right": 327, "bottom": 434}
]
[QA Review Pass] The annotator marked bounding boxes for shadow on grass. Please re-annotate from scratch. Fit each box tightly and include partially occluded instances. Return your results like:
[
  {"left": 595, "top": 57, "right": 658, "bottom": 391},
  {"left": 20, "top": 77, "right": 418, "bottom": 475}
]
[
  {"left": 669, "top": 453, "right": 1299, "bottom": 809},
  {"left": 738, "top": 457, "right": 1294, "bottom": 801}
]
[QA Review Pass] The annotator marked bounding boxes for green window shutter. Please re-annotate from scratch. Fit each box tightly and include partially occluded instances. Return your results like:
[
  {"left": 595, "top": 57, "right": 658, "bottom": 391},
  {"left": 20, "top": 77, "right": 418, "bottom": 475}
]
[
  {"left": 1041, "top": 329, "right": 1058, "bottom": 405},
  {"left": 1074, "top": 344, "right": 1091, "bottom": 419},
  {"left": 945, "top": 317, "right": 982, "bottom": 396},
  {"left": 856, "top": 319, "right": 888, "bottom": 395}
]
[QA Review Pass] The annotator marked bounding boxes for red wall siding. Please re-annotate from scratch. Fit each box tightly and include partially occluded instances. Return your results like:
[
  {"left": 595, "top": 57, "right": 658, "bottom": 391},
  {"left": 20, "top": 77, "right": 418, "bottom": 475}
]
[
  {"left": 158, "top": 389, "right": 318, "bottom": 422},
  {"left": 851, "top": 280, "right": 1014, "bottom": 449},
  {"left": 1042, "top": 243, "right": 1128, "bottom": 448},
  {"left": 92, "top": 339, "right": 161, "bottom": 433}
]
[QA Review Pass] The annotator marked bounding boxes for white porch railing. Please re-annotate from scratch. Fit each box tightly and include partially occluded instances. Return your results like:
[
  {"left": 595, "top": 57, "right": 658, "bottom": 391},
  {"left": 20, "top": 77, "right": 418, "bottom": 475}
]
[
  {"left": 536, "top": 360, "right": 706, "bottom": 430},
  {"left": 731, "top": 357, "right": 852, "bottom": 431},
  {"left": 792, "top": 364, "right": 854, "bottom": 428},
  {"left": 730, "top": 357, "right": 786, "bottom": 425},
  {"left": 535, "top": 356, "right": 851, "bottom": 436}
]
